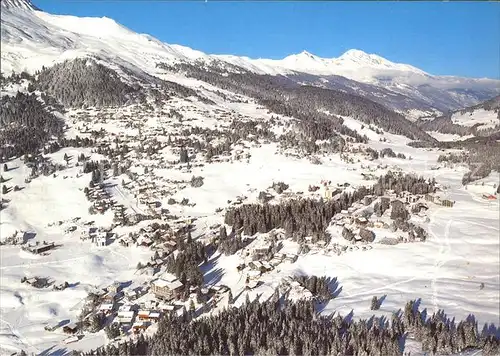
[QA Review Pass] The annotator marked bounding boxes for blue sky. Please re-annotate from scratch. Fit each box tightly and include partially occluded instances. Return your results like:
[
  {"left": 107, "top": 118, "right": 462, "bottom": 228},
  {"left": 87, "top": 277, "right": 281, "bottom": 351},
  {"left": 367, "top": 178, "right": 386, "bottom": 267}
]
[{"left": 35, "top": 1, "right": 499, "bottom": 79}]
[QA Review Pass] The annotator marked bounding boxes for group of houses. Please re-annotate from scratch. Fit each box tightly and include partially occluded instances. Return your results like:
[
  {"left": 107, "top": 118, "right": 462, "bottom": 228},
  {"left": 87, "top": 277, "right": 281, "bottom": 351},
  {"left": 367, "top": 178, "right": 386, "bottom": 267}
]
[
  {"left": 85, "top": 185, "right": 114, "bottom": 214},
  {"left": 237, "top": 241, "right": 298, "bottom": 284}
]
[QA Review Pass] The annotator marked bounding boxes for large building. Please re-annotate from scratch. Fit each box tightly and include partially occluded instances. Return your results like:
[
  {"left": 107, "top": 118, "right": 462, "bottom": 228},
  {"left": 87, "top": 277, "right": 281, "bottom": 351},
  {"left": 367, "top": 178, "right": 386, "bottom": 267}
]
[{"left": 151, "top": 274, "right": 184, "bottom": 300}]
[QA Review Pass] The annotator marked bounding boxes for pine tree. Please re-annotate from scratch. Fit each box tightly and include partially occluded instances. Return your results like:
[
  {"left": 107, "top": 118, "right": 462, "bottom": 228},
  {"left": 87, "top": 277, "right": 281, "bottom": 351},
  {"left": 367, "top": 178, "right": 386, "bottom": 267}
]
[{"left": 371, "top": 296, "right": 380, "bottom": 310}]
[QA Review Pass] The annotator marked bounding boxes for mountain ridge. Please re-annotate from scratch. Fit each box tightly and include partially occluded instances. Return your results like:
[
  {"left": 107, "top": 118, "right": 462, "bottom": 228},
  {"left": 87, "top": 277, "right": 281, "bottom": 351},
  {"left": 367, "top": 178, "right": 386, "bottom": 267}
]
[{"left": 1, "top": 0, "right": 499, "bottom": 118}]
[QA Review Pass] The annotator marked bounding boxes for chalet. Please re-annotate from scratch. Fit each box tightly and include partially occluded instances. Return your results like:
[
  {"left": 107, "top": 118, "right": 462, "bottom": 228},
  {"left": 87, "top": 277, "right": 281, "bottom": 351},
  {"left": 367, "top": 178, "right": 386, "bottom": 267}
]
[
  {"left": 25, "top": 242, "right": 56, "bottom": 254},
  {"left": 25, "top": 277, "right": 37, "bottom": 286},
  {"left": 98, "top": 303, "right": 115, "bottom": 315},
  {"left": 359, "top": 228, "right": 376, "bottom": 243},
  {"left": 425, "top": 194, "right": 435, "bottom": 203},
  {"left": 270, "top": 258, "right": 282, "bottom": 267},
  {"left": 117, "top": 310, "right": 135, "bottom": 325},
  {"left": 138, "top": 236, "right": 153, "bottom": 247},
  {"left": 252, "top": 244, "right": 270, "bottom": 259},
  {"left": 93, "top": 232, "right": 108, "bottom": 247},
  {"left": 261, "top": 261, "right": 273, "bottom": 271},
  {"left": 151, "top": 277, "right": 184, "bottom": 300},
  {"left": 64, "top": 336, "right": 79, "bottom": 344},
  {"left": 125, "top": 289, "right": 138, "bottom": 300},
  {"left": 246, "top": 280, "right": 259, "bottom": 290},
  {"left": 274, "top": 253, "right": 285, "bottom": 260},
  {"left": 247, "top": 270, "right": 261, "bottom": 280},
  {"left": 163, "top": 240, "right": 177, "bottom": 252},
  {"left": 102, "top": 291, "right": 117, "bottom": 303},
  {"left": 119, "top": 237, "right": 133, "bottom": 247},
  {"left": 482, "top": 194, "right": 497, "bottom": 201},
  {"left": 440, "top": 199, "right": 454, "bottom": 207},
  {"left": 44, "top": 321, "right": 60, "bottom": 332},
  {"left": 355, "top": 217, "right": 368, "bottom": 226},
  {"left": 249, "top": 261, "right": 264, "bottom": 271},
  {"left": 132, "top": 321, "right": 149, "bottom": 333},
  {"left": 63, "top": 323, "right": 78, "bottom": 334},
  {"left": 149, "top": 312, "right": 161, "bottom": 322},
  {"left": 137, "top": 310, "right": 155, "bottom": 321}
]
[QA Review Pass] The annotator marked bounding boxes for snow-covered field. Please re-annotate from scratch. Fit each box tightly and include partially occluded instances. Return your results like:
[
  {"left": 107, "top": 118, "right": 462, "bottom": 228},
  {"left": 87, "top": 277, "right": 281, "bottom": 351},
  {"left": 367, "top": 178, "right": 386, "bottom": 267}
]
[
  {"left": 451, "top": 109, "right": 499, "bottom": 130},
  {"left": 427, "top": 131, "right": 474, "bottom": 142}
]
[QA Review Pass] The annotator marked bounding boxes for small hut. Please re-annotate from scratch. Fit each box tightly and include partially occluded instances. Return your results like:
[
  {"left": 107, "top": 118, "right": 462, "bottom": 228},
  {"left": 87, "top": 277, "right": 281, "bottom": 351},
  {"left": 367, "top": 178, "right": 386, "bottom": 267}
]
[{"left": 359, "top": 228, "right": 376, "bottom": 243}]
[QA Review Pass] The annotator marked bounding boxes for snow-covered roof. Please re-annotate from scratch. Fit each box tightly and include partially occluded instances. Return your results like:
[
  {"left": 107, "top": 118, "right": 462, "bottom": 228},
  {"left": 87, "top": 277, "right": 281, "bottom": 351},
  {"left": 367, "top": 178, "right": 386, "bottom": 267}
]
[
  {"left": 152, "top": 276, "right": 184, "bottom": 290},
  {"left": 247, "top": 270, "right": 261, "bottom": 277},
  {"left": 99, "top": 303, "right": 114, "bottom": 311},
  {"left": 159, "top": 272, "right": 178, "bottom": 283},
  {"left": 158, "top": 304, "right": 176, "bottom": 311},
  {"left": 117, "top": 311, "right": 135, "bottom": 318},
  {"left": 119, "top": 304, "right": 133, "bottom": 312}
]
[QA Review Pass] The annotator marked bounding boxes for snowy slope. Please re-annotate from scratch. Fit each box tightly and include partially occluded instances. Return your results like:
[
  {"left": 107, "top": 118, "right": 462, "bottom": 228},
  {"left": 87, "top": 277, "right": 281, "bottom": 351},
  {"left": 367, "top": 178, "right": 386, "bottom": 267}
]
[
  {"left": 0, "top": 0, "right": 207, "bottom": 75},
  {"left": 419, "top": 96, "right": 500, "bottom": 138},
  {"left": 451, "top": 108, "right": 499, "bottom": 129}
]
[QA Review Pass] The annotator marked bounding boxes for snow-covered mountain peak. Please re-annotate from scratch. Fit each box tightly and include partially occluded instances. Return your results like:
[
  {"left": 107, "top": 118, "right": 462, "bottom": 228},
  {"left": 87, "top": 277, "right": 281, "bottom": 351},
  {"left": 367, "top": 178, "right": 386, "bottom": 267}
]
[
  {"left": 335, "top": 49, "right": 426, "bottom": 74},
  {"left": 1, "top": 0, "right": 38, "bottom": 11},
  {"left": 281, "top": 50, "right": 323, "bottom": 63},
  {"left": 338, "top": 49, "right": 386, "bottom": 65}
]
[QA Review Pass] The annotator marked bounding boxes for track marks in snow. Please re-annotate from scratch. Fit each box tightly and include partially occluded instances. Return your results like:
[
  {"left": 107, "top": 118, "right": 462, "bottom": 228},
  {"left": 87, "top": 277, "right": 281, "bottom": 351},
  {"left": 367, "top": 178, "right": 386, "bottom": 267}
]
[
  {"left": 429, "top": 217, "right": 452, "bottom": 313},
  {"left": 0, "top": 255, "right": 87, "bottom": 270}
]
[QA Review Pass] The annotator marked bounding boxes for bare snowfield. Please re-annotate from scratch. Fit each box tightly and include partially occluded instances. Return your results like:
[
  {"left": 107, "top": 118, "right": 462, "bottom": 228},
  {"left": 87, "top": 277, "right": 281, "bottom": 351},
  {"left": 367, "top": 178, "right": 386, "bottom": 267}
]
[{"left": 451, "top": 109, "right": 499, "bottom": 130}]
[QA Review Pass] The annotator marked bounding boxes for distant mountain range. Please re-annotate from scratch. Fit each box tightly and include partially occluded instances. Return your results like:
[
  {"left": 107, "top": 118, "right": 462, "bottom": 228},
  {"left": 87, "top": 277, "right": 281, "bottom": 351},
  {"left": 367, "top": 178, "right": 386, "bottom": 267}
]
[{"left": 1, "top": 0, "right": 499, "bottom": 120}]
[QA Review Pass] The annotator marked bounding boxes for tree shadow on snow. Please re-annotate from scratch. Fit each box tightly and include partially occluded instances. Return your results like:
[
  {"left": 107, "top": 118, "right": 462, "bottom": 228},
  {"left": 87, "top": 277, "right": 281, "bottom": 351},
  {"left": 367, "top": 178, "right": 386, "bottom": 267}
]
[
  {"left": 201, "top": 254, "right": 225, "bottom": 286},
  {"left": 413, "top": 298, "right": 422, "bottom": 313},
  {"left": 377, "top": 294, "right": 387, "bottom": 309},
  {"left": 398, "top": 332, "right": 408, "bottom": 354},
  {"left": 327, "top": 277, "right": 343, "bottom": 299},
  {"left": 204, "top": 267, "right": 224, "bottom": 286},
  {"left": 39, "top": 346, "right": 72, "bottom": 356}
]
